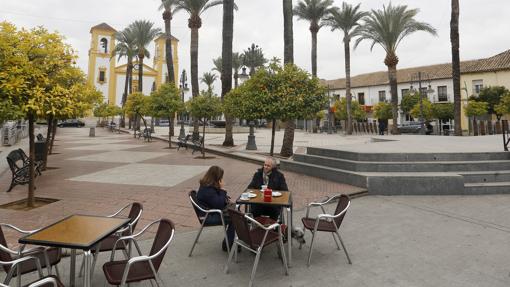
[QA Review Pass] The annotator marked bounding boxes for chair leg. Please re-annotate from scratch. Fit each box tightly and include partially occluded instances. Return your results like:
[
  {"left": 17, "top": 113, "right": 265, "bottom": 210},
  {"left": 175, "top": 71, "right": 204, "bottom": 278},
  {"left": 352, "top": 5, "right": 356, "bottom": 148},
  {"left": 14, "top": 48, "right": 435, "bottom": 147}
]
[
  {"left": 78, "top": 254, "right": 85, "bottom": 277},
  {"left": 279, "top": 234, "right": 289, "bottom": 275},
  {"left": 249, "top": 247, "right": 263, "bottom": 287},
  {"left": 224, "top": 241, "right": 237, "bottom": 274},
  {"left": 188, "top": 224, "right": 205, "bottom": 257},
  {"left": 4, "top": 265, "right": 15, "bottom": 285},
  {"left": 307, "top": 231, "right": 316, "bottom": 267},
  {"left": 221, "top": 221, "right": 230, "bottom": 255},
  {"left": 335, "top": 231, "right": 352, "bottom": 264},
  {"left": 54, "top": 264, "right": 61, "bottom": 280},
  {"left": 17, "top": 265, "right": 21, "bottom": 287},
  {"left": 332, "top": 232, "right": 341, "bottom": 250}
]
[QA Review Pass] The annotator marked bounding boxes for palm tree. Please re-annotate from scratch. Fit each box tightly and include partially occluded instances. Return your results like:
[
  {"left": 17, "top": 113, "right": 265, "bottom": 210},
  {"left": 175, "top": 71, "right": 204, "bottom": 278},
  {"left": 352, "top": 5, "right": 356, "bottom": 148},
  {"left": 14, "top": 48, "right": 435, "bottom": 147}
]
[
  {"left": 325, "top": 2, "right": 367, "bottom": 135},
  {"left": 281, "top": 0, "right": 295, "bottom": 157},
  {"left": 242, "top": 44, "right": 267, "bottom": 76},
  {"left": 221, "top": 0, "right": 235, "bottom": 147},
  {"left": 232, "top": 52, "right": 241, "bottom": 88},
  {"left": 294, "top": 0, "right": 333, "bottom": 77},
  {"left": 355, "top": 3, "right": 437, "bottom": 134},
  {"left": 159, "top": 0, "right": 180, "bottom": 84},
  {"left": 129, "top": 20, "right": 161, "bottom": 92},
  {"left": 212, "top": 56, "right": 223, "bottom": 75},
  {"left": 451, "top": 0, "right": 461, "bottom": 136},
  {"left": 201, "top": 72, "right": 218, "bottom": 93},
  {"left": 113, "top": 27, "right": 137, "bottom": 127}
]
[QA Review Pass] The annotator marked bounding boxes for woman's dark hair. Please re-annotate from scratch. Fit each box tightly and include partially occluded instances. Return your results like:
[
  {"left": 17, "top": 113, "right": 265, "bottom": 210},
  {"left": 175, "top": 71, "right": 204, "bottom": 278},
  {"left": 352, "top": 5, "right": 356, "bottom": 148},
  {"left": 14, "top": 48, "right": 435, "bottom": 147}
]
[{"left": 199, "top": 166, "right": 224, "bottom": 189}]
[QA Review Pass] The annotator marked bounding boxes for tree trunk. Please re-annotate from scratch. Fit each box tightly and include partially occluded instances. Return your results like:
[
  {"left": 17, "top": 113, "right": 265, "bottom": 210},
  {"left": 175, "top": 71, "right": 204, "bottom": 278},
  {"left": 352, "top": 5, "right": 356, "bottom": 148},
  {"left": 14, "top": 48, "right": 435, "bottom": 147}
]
[
  {"left": 164, "top": 10, "right": 175, "bottom": 84},
  {"left": 222, "top": 0, "right": 235, "bottom": 147},
  {"left": 270, "top": 119, "right": 276, "bottom": 156},
  {"left": 311, "top": 30, "right": 317, "bottom": 77},
  {"left": 283, "top": 0, "right": 294, "bottom": 64},
  {"left": 234, "top": 73, "right": 239, "bottom": 88},
  {"left": 50, "top": 118, "right": 57, "bottom": 154},
  {"left": 202, "top": 120, "right": 206, "bottom": 158},
  {"left": 168, "top": 116, "right": 172, "bottom": 148},
  {"left": 138, "top": 54, "right": 144, "bottom": 92},
  {"left": 190, "top": 27, "right": 200, "bottom": 135},
  {"left": 42, "top": 115, "right": 53, "bottom": 170},
  {"left": 387, "top": 64, "right": 399, "bottom": 134},
  {"left": 280, "top": 120, "right": 295, "bottom": 157},
  {"left": 170, "top": 115, "right": 174, "bottom": 137},
  {"left": 345, "top": 38, "right": 353, "bottom": 135},
  {"left": 27, "top": 113, "right": 35, "bottom": 207},
  {"left": 128, "top": 60, "right": 133, "bottom": 94},
  {"left": 451, "top": 0, "right": 462, "bottom": 136}
]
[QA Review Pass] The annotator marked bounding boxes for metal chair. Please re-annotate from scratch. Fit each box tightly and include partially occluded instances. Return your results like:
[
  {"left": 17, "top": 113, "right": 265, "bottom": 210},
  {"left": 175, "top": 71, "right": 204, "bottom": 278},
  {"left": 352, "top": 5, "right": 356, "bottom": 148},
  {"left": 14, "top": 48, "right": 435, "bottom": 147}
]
[
  {"left": 224, "top": 209, "right": 288, "bottom": 287},
  {"left": 188, "top": 190, "right": 231, "bottom": 256},
  {"left": 0, "top": 223, "right": 61, "bottom": 286},
  {"left": 78, "top": 202, "right": 143, "bottom": 277},
  {"left": 26, "top": 275, "right": 64, "bottom": 287},
  {"left": 301, "top": 194, "right": 352, "bottom": 267},
  {"left": 102, "top": 219, "right": 175, "bottom": 287}
]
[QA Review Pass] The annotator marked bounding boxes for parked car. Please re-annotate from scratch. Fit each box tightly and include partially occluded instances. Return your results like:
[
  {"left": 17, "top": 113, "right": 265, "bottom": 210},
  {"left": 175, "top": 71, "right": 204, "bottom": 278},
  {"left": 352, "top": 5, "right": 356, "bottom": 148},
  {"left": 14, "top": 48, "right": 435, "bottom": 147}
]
[
  {"left": 57, "top": 119, "right": 85, "bottom": 128},
  {"left": 398, "top": 121, "right": 433, "bottom": 135}
]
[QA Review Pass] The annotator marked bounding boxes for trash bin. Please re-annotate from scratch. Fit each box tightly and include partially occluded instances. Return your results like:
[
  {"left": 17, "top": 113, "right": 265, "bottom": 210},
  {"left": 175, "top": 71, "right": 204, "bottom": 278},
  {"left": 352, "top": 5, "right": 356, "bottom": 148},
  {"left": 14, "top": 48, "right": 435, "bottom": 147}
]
[
  {"left": 89, "top": 127, "right": 95, "bottom": 137},
  {"left": 35, "top": 141, "right": 46, "bottom": 162},
  {"left": 442, "top": 124, "right": 450, "bottom": 136}
]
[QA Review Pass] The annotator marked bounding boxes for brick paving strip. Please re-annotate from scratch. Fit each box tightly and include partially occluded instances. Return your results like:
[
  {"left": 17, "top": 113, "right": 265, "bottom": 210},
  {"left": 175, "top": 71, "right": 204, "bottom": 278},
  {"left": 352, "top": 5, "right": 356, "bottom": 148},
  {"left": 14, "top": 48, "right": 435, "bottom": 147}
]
[{"left": 0, "top": 127, "right": 364, "bottom": 245}]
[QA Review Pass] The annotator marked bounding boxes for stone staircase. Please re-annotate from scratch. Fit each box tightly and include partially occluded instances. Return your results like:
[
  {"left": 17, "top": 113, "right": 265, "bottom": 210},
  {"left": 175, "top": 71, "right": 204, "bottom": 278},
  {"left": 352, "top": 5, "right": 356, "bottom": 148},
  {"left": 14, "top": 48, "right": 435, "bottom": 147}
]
[{"left": 280, "top": 147, "right": 510, "bottom": 195}]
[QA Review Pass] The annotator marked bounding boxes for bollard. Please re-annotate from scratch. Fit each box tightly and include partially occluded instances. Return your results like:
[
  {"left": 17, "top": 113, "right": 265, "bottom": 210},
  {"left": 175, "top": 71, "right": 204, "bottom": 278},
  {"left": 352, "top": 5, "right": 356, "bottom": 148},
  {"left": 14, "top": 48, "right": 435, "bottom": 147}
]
[{"left": 89, "top": 127, "right": 95, "bottom": 137}]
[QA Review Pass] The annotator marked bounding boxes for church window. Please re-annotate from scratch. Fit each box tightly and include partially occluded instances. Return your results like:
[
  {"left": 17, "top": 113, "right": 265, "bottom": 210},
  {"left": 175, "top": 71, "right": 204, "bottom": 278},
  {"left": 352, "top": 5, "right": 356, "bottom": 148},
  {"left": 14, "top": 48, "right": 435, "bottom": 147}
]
[
  {"left": 100, "top": 38, "right": 108, "bottom": 53},
  {"left": 98, "top": 67, "right": 107, "bottom": 84}
]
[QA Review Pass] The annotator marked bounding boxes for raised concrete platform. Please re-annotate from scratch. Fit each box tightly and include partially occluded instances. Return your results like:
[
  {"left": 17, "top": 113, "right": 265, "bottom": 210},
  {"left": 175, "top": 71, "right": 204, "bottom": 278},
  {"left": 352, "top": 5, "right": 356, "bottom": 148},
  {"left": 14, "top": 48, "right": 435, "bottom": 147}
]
[{"left": 281, "top": 135, "right": 510, "bottom": 195}]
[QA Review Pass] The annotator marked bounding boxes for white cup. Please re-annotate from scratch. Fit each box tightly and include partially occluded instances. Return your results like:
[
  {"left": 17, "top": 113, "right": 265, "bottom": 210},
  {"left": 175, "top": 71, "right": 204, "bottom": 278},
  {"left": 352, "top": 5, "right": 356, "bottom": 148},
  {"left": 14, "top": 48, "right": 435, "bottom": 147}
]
[
  {"left": 241, "top": 193, "right": 249, "bottom": 200},
  {"left": 261, "top": 185, "right": 268, "bottom": 191}
]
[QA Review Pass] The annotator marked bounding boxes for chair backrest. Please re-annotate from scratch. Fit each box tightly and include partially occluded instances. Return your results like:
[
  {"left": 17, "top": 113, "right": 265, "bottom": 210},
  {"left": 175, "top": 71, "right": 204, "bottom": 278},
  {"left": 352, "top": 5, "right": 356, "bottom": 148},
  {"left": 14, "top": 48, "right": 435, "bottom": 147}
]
[
  {"left": 27, "top": 275, "right": 64, "bottom": 287},
  {"left": 148, "top": 219, "right": 175, "bottom": 271},
  {"left": 333, "top": 194, "right": 350, "bottom": 228},
  {"left": 228, "top": 209, "right": 253, "bottom": 249},
  {"left": 123, "top": 202, "right": 143, "bottom": 236},
  {"left": 6, "top": 150, "right": 24, "bottom": 171},
  {"left": 0, "top": 225, "right": 13, "bottom": 272},
  {"left": 188, "top": 190, "right": 207, "bottom": 222}
]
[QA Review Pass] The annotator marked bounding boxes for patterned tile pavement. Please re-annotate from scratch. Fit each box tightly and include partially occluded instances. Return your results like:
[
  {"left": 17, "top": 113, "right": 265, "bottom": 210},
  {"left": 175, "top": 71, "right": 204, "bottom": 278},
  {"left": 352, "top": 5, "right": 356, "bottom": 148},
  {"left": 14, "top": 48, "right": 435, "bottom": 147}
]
[{"left": 0, "top": 127, "right": 364, "bottom": 245}]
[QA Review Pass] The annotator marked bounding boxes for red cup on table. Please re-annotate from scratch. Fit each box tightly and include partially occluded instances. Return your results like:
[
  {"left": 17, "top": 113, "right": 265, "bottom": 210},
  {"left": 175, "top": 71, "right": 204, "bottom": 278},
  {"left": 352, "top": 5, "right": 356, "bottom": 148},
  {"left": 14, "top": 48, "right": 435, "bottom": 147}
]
[{"left": 264, "top": 188, "right": 272, "bottom": 202}]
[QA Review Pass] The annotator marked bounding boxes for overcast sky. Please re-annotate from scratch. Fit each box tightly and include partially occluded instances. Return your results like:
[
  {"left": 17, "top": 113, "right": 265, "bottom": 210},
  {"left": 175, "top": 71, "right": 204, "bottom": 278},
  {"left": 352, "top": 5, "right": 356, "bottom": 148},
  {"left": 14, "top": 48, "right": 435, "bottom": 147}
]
[{"left": 2, "top": 0, "right": 510, "bottom": 96}]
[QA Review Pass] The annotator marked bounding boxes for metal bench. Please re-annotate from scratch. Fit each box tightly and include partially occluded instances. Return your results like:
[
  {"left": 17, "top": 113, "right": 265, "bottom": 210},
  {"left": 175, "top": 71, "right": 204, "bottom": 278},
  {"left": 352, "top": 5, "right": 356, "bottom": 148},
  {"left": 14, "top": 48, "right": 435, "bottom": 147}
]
[
  {"left": 191, "top": 135, "right": 204, "bottom": 155},
  {"left": 5, "top": 149, "right": 41, "bottom": 192},
  {"left": 177, "top": 134, "right": 192, "bottom": 150},
  {"left": 136, "top": 128, "right": 152, "bottom": 142}
]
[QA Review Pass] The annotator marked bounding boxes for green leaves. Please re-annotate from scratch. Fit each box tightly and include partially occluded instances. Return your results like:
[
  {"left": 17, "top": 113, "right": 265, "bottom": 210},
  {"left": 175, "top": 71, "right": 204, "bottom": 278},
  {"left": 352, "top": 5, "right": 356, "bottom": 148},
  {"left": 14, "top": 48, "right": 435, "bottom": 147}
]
[
  {"left": 464, "top": 100, "right": 488, "bottom": 117},
  {"left": 334, "top": 98, "right": 366, "bottom": 121},
  {"left": 149, "top": 83, "right": 184, "bottom": 118},
  {"left": 373, "top": 102, "right": 392, "bottom": 119},
  {"left": 187, "top": 91, "right": 222, "bottom": 121}
]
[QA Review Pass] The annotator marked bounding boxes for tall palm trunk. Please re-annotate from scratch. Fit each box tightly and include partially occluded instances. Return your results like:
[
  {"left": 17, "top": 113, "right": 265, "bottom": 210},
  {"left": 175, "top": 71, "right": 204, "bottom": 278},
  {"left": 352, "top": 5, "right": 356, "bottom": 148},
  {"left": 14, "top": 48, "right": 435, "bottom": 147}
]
[
  {"left": 138, "top": 54, "right": 144, "bottom": 92},
  {"left": 128, "top": 59, "right": 133, "bottom": 94},
  {"left": 281, "top": 0, "right": 295, "bottom": 157},
  {"left": 27, "top": 112, "right": 35, "bottom": 207},
  {"left": 345, "top": 37, "right": 353, "bottom": 135},
  {"left": 120, "top": 59, "right": 132, "bottom": 128},
  {"left": 190, "top": 26, "right": 200, "bottom": 135},
  {"left": 310, "top": 26, "right": 318, "bottom": 77},
  {"left": 384, "top": 51, "right": 400, "bottom": 134},
  {"left": 222, "top": 0, "right": 235, "bottom": 147},
  {"left": 451, "top": 0, "right": 461, "bottom": 136},
  {"left": 163, "top": 10, "right": 175, "bottom": 84}
]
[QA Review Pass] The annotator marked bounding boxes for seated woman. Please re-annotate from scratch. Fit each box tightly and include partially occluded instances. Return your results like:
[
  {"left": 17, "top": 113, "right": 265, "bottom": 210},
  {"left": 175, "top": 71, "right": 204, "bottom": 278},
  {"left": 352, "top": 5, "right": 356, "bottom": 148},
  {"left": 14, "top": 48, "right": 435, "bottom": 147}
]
[{"left": 197, "top": 166, "right": 235, "bottom": 251}]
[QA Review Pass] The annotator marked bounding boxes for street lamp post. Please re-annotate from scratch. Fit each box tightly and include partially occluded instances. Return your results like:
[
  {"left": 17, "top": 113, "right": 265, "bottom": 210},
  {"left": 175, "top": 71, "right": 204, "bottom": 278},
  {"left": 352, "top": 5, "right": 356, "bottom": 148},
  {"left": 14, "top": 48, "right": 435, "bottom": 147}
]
[
  {"left": 327, "top": 84, "right": 333, "bottom": 134},
  {"left": 179, "top": 70, "right": 188, "bottom": 139},
  {"left": 410, "top": 72, "right": 433, "bottom": 135}
]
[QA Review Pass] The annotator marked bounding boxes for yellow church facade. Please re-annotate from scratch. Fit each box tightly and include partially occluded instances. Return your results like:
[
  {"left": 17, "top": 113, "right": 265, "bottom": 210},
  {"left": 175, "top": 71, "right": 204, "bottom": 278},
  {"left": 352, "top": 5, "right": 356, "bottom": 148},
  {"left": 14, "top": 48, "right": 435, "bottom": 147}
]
[{"left": 87, "top": 23, "right": 179, "bottom": 106}]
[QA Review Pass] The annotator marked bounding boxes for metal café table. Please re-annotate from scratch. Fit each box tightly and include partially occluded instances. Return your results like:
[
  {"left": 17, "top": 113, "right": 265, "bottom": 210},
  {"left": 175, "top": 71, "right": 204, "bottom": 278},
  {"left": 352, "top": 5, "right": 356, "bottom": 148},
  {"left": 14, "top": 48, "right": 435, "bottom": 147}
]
[
  {"left": 236, "top": 189, "right": 293, "bottom": 266},
  {"left": 19, "top": 214, "right": 130, "bottom": 287}
]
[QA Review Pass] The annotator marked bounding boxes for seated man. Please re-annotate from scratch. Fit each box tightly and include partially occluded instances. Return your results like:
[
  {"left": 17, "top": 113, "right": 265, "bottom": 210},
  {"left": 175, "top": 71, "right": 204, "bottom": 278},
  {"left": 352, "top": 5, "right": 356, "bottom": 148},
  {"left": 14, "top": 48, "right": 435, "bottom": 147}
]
[{"left": 247, "top": 157, "right": 288, "bottom": 221}]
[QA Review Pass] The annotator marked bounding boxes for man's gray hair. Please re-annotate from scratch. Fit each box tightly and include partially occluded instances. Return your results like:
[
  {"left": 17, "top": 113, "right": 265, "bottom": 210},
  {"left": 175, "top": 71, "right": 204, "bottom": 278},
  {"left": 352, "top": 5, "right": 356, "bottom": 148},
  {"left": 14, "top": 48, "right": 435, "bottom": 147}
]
[{"left": 266, "top": 157, "right": 277, "bottom": 168}]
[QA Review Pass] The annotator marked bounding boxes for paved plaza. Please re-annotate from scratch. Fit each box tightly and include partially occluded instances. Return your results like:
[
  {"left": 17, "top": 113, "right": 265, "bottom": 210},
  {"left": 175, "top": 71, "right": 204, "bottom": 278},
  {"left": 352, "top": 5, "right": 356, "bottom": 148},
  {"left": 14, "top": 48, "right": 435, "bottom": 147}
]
[{"left": 1, "top": 127, "right": 510, "bottom": 286}]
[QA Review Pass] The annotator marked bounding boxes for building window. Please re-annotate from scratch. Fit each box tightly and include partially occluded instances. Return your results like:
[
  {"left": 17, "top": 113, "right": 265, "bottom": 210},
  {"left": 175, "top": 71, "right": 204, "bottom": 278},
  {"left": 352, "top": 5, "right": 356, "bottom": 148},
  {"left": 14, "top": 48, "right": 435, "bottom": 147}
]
[
  {"left": 437, "top": 86, "right": 448, "bottom": 102},
  {"left": 334, "top": 94, "right": 340, "bottom": 101},
  {"left": 97, "top": 68, "right": 106, "bottom": 84},
  {"left": 401, "top": 88, "right": 410, "bottom": 97},
  {"left": 100, "top": 38, "right": 108, "bottom": 53},
  {"left": 358, "top": 93, "right": 365, "bottom": 105},
  {"left": 420, "top": 87, "right": 428, "bottom": 96},
  {"left": 378, "top": 91, "right": 386, "bottom": 103},
  {"left": 473, "top": 80, "right": 483, "bottom": 95}
]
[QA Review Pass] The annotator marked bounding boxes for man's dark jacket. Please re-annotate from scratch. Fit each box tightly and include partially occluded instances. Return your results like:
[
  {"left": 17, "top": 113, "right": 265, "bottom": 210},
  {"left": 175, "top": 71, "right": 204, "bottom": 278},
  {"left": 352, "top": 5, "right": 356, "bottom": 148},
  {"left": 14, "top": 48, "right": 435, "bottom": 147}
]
[{"left": 248, "top": 168, "right": 288, "bottom": 191}]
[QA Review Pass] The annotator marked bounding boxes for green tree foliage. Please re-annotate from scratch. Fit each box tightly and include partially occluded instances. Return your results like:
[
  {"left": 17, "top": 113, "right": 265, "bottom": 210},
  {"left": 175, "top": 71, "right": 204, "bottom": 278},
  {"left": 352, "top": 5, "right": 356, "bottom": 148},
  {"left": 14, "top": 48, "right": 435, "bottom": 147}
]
[
  {"left": 495, "top": 93, "right": 510, "bottom": 116},
  {"left": 400, "top": 93, "right": 420, "bottom": 115},
  {"left": 464, "top": 100, "right": 488, "bottom": 119},
  {"left": 333, "top": 98, "right": 366, "bottom": 121},
  {"left": 187, "top": 91, "right": 222, "bottom": 157},
  {"left": 475, "top": 86, "right": 509, "bottom": 118},
  {"left": 432, "top": 103, "right": 454, "bottom": 121},
  {"left": 373, "top": 102, "right": 392, "bottom": 120},
  {"left": 125, "top": 92, "right": 150, "bottom": 130},
  {"left": 150, "top": 83, "right": 184, "bottom": 148},
  {"left": 410, "top": 98, "right": 433, "bottom": 121}
]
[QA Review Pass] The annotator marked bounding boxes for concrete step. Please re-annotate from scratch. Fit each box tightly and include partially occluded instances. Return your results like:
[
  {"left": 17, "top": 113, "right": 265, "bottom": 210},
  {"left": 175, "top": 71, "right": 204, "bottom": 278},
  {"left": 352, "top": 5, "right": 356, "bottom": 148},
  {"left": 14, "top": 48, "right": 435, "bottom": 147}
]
[
  {"left": 306, "top": 147, "right": 510, "bottom": 162},
  {"left": 464, "top": 182, "right": 510, "bottom": 194},
  {"left": 294, "top": 153, "right": 510, "bottom": 173},
  {"left": 460, "top": 171, "right": 510, "bottom": 183},
  {"left": 280, "top": 159, "right": 367, "bottom": 188}
]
